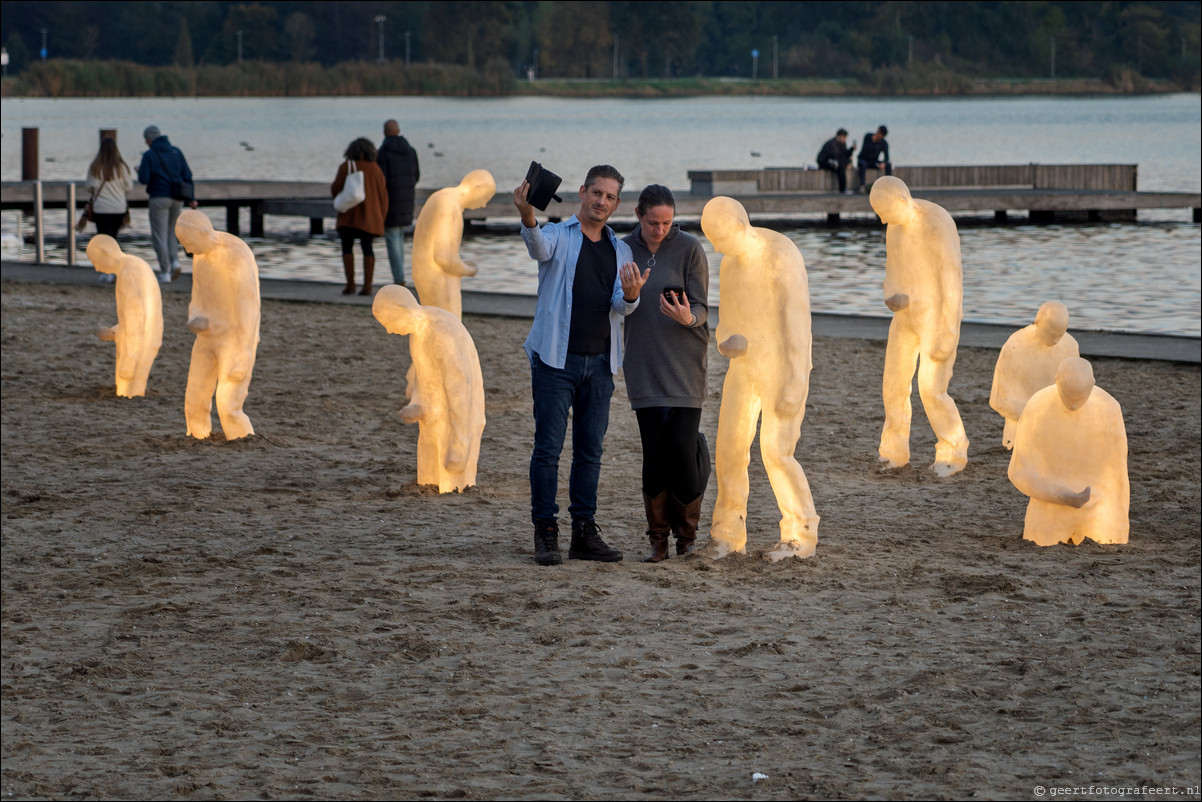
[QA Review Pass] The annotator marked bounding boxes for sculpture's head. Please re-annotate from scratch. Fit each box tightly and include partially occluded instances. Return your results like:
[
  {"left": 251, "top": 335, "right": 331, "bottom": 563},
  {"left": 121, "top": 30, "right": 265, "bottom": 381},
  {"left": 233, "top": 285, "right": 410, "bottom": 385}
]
[
  {"left": 176, "top": 210, "right": 218, "bottom": 254},
  {"left": 1034, "top": 301, "right": 1070, "bottom": 347},
  {"left": 701, "top": 196, "right": 750, "bottom": 255},
  {"left": 86, "top": 234, "right": 123, "bottom": 273},
  {"left": 373, "top": 284, "right": 422, "bottom": 335},
  {"left": 869, "top": 176, "right": 915, "bottom": 225},
  {"left": 459, "top": 169, "right": 497, "bottom": 210},
  {"left": 1055, "top": 357, "right": 1095, "bottom": 411}
]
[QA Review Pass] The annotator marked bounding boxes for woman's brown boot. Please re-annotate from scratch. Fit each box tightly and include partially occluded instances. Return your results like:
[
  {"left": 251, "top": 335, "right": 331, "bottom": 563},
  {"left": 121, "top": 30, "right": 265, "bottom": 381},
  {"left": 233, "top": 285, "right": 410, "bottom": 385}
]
[
  {"left": 670, "top": 494, "right": 703, "bottom": 556},
  {"left": 642, "top": 491, "right": 671, "bottom": 563},
  {"left": 359, "top": 255, "right": 375, "bottom": 295}
]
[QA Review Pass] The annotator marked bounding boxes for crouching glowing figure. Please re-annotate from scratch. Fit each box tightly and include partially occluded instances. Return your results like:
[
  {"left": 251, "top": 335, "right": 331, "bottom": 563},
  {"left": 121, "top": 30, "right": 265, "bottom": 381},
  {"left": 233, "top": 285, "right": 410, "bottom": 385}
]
[
  {"left": 373, "top": 285, "right": 486, "bottom": 493},
  {"left": 88, "top": 235, "right": 163, "bottom": 398},
  {"left": 990, "top": 301, "right": 1080, "bottom": 450},
  {"left": 1008, "top": 357, "right": 1129, "bottom": 546}
]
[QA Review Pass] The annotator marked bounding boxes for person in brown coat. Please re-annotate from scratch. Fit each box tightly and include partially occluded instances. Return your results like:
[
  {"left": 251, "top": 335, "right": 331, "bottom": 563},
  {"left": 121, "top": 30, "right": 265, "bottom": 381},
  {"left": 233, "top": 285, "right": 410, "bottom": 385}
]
[{"left": 331, "top": 138, "right": 389, "bottom": 296}]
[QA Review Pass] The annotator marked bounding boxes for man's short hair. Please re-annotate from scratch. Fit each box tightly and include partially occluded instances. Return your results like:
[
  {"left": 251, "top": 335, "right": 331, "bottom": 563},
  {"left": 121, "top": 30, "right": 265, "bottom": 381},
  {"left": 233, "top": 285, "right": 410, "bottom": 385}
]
[
  {"left": 877, "top": 125, "right": 888, "bottom": 136},
  {"left": 837, "top": 128, "right": 848, "bottom": 137},
  {"left": 585, "top": 164, "right": 625, "bottom": 192}
]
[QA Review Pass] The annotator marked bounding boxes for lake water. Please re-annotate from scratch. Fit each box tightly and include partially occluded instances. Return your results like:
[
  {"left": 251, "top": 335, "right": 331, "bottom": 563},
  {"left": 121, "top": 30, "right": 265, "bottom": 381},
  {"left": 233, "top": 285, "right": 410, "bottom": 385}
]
[{"left": 2, "top": 94, "right": 1199, "bottom": 336}]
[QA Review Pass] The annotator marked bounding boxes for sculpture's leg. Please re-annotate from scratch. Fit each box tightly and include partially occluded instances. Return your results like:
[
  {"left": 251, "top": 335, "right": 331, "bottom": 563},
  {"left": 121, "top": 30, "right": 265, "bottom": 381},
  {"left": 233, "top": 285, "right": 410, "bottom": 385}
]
[
  {"left": 710, "top": 375, "right": 759, "bottom": 557},
  {"left": 917, "top": 350, "right": 968, "bottom": 476},
  {"left": 214, "top": 352, "right": 255, "bottom": 440},
  {"left": 184, "top": 341, "right": 218, "bottom": 439},
  {"left": 759, "top": 410, "right": 819, "bottom": 560},
  {"left": 879, "top": 316, "right": 919, "bottom": 468}
]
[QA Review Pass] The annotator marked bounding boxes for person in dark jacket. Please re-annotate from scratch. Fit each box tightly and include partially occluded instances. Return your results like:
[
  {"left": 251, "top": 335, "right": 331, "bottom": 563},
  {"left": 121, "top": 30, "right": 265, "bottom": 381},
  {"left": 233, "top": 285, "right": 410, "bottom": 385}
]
[
  {"left": 857, "top": 125, "right": 892, "bottom": 192},
  {"left": 136, "top": 125, "right": 197, "bottom": 283},
  {"left": 817, "top": 128, "right": 856, "bottom": 194},
  {"left": 376, "top": 119, "right": 421, "bottom": 286}
]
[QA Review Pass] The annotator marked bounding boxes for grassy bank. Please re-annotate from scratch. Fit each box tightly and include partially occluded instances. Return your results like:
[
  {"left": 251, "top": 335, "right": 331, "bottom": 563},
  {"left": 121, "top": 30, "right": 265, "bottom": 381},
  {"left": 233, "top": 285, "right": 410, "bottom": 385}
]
[{"left": 0, "top": 59, "right": 1193, "bottom": 99}]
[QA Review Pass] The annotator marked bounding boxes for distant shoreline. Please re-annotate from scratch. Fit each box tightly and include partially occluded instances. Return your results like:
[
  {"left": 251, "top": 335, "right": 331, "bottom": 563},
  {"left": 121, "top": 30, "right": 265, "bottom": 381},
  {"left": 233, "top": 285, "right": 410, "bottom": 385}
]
[{"left": 1, "top": 60, "right": 1194, "bottom": 100}]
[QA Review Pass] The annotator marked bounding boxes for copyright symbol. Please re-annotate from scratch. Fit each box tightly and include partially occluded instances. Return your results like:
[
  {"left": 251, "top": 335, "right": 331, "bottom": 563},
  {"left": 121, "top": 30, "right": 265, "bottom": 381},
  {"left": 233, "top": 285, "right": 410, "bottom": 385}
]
[{"left": 1034, "top": 787, "right": 1046, "bottom": 797}]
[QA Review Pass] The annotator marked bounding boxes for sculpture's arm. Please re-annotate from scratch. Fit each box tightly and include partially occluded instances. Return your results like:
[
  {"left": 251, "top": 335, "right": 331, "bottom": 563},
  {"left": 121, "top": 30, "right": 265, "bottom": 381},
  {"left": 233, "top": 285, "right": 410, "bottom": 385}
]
[
  {"left": 717, "top": 334, "right": 747, "bottom": 359},
  {"left": 434, "top": 235, "right": 478, "bottom": 277},
  {"left": 115, "top": 302, "right": 147, "bottom": 379},
  {"left": 96, "top": 325, "right": 117, "bottom": 342},
  {"left": 1008, "top": 451, "right": 1091, "bottom": 508},
  {"left": 439, "top": 359, "right": 474, "bottom": 473},
  {"left": 774, "top": 269, "right": 809, "bottom": 418}
]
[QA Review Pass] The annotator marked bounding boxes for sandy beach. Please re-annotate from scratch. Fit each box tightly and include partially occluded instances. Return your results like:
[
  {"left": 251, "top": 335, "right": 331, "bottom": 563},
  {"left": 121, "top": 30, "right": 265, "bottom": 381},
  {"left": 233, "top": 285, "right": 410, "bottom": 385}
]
[{"left": 2, "top": 279, "right": 1199, "bottom": 801}]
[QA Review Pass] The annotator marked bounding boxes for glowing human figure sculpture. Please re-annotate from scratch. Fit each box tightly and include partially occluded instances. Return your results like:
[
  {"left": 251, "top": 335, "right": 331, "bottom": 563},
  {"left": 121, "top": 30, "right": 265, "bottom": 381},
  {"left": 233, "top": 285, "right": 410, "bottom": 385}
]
[
  {"left": 871, "top": 176, "right": 969, "bottom": 477},
  {"left": 373, "top": 285, "right": 486, "bottom": 493},
  {"left": 702, "top": 197, "right": 819, "bottom": 562},
  {"left": 990, "top": 301, "right": 1080, "bottom": 450},
  {"left": 411, "top": 169, "right": 496, "bottom": 319},
  {"left": 1008, "top": 357, "right": 1129, "bottom": 546},
  {"left": 175, "top": 210, "right": 260, "bottom": 440},
  {"left": 88, "top": 235, "right": 163, "bottom": 398}
]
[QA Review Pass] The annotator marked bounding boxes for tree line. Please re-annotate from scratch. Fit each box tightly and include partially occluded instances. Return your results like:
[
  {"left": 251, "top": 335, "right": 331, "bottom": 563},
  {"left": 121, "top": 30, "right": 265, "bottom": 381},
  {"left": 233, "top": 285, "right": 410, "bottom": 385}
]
[{"left": 2, "top": 1, "right": 1198, "bottom": 90}]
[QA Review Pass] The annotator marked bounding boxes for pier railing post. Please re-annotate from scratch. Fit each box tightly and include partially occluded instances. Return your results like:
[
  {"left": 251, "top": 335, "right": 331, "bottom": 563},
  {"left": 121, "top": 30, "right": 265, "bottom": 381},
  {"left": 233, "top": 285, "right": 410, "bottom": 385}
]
[
  {"left": 34, "top": 181, "right": 45, "bottom": 263},
  {"left": 22, "top": 128, "right": 39, "bottom": 181},
  {"left": 67, "top": 182, "right": 76, "bottom": 266}
]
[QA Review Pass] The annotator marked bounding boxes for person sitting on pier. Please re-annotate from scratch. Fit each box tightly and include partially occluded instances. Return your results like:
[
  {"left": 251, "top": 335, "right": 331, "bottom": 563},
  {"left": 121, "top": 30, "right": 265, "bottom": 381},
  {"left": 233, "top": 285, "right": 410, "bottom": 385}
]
[
  {"left": 857, "top": 125, "right": 892, "bottom": 193},
  {"left": 817, "top": 128, "right": 856, "bottom": 194}
]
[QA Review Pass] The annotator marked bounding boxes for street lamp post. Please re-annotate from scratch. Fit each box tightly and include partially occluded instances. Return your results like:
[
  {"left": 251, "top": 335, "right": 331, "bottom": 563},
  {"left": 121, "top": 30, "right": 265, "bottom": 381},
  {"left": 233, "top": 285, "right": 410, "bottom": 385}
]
[
  {"left": 40, "top": 28, "right": 47, "bottom": 62},
  {"left": 751, "top": 49, "right": 759, "bottom": 80},
  {"left": 375, "top": 16, "right": 386, "bottom": 63},
  {"left": 773, "top": 36, "right": 778, "bottom": 79},
  {"left": 613, "top": 35, "right": 619, "bottom": 79},
  {"left": 237, "top": 30, "right": 243, "bottom": 63},
  {"left": 405, "top": 31, "right": 411, "bottom": 66}
]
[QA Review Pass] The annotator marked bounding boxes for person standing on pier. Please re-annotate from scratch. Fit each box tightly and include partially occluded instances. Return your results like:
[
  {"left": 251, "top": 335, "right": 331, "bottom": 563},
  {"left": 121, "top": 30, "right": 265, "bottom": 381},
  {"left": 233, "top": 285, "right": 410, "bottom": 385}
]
[
  {"left": 857, "top": 125, "right": 892, "bottom": 193},
  {"left": 513, "top": 165, "right": 650, "bottom": 566},
  {"left": 376, "top": 119, "right": 421, "bottom": 287},
  {"left": 137, "top": 125, "right": 197, "bottom": 283},
  {"left": 331, "top": 137, "right": 389, "bottom": 296},
  {"left": 817, "top": 128, "right": 856, "bottom": 194}
]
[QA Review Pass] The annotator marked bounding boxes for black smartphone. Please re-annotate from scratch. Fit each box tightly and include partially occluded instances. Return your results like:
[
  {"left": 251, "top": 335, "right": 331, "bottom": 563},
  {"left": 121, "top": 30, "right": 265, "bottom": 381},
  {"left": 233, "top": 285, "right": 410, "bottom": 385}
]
[{"left": 662, "top": 285, "right": 684, "bottom": 303}]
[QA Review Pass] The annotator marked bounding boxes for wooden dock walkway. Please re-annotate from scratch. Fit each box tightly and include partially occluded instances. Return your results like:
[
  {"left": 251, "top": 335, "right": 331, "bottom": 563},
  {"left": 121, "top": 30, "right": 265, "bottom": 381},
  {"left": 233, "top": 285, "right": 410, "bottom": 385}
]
[{"left": 3, "top": 164, "right": 1199, "bottom": 237}]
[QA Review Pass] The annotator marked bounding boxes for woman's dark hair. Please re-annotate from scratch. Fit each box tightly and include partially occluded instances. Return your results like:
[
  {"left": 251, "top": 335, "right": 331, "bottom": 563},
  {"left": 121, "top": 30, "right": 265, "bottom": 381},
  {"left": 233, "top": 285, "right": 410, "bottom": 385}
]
[
  {"left": 344, "top": 137, "right": 378, "bottom": 162},
  {"left": 636, "top": 184, "right": 675, "bottom": 217},
  {"left": 89, "top": 137, "right": 130, "bottom": 182}
]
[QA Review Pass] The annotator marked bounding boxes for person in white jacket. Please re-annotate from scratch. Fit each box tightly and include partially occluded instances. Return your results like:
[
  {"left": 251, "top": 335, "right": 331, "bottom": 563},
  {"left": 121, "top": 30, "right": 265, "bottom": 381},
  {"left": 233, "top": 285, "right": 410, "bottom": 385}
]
[{"left": 85, "top": 137, "right": 133, "bottom": 240}]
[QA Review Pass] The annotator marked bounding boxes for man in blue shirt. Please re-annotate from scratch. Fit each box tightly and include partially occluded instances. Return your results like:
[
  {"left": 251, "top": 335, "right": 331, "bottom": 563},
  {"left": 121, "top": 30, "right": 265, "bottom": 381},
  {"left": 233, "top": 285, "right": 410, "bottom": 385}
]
[{"left": 514, "top": 165, "right": 649, "bottom": 566}]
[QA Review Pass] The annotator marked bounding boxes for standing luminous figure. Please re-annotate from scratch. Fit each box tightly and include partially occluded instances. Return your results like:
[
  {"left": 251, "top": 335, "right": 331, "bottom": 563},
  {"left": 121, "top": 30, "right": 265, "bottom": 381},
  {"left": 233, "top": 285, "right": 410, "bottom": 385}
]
[
  {"left": 176, "top": 210, "right": 260, "bottom": 440},
  {"left": 87, "top": 235, "right": 163, "bottom": 398},
  {"left": 990, "top": 301, "right": 1080, "bottom": 450},
  {"left": 373, "top": 286, "right": 486, "bottom": 493},
  {"left": 1008, "top": 357, "right": 1129, "bottom": 546},
  {"left": 702, "top": 197, "right": 820, "bottom": 561},
  {"left": 412, "top": 169, "right": 496, "bottom": 319},
  {"left": 871, "top": 176, "right": 969, "bottom": 477}
]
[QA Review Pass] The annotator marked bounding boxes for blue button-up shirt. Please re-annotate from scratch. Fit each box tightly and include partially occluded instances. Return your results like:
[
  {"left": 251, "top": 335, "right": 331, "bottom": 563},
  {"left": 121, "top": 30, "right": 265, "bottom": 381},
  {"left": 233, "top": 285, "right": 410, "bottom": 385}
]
[{"left": 521, "top": 215, "right": 638, "bottom": 373}]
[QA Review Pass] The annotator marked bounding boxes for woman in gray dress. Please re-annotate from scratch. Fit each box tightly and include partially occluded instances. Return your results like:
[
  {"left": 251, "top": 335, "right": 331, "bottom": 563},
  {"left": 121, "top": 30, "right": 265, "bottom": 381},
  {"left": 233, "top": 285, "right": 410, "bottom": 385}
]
[{"left": 621, "top": 185, "right": 711, "bottom": 561}]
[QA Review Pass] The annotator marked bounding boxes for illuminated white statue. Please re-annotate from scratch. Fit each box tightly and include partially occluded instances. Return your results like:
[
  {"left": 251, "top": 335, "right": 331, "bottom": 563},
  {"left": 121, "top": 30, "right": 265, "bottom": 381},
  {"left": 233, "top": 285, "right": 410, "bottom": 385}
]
[
  {"left": 412, "top": 169, "right": 496, "bottom": 319},
  {"left": 1007, "top": 357, "right": 1129, "bottom": 546},
  {"left": 701, "top": 197, "right": 819, "bottom": 562},
  {"left": 373, "top": 285, "right": 486, "bottom": 493},
  {"left": 990, "top": 301, "right": 1080, "bottom": 449},
  {"left": 175, "top": 210, "right": 260, "bottom": 440},
  {"left": 870, "top": 176, "right": 969, "bottom": 477},
  {"left": 88, "top": 234, "right": 163, "bottom": 398}
]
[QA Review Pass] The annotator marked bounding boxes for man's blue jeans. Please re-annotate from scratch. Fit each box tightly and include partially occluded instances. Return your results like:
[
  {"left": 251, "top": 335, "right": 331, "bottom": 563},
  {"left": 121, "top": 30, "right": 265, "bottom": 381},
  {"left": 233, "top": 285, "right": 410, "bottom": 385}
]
[
  {"left": 530, "top": 352, "right": 614, "bottom": 523},
  {"left": 384, "top": 227, "right": 406, "bottom": 285}
]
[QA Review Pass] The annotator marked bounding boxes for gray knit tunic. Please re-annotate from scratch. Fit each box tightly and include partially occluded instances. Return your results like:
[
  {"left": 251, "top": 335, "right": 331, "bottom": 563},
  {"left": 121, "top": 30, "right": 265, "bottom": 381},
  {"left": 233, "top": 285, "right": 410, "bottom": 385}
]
[{"left": 621, "top": 224, "right": 710, "bottom": 409}]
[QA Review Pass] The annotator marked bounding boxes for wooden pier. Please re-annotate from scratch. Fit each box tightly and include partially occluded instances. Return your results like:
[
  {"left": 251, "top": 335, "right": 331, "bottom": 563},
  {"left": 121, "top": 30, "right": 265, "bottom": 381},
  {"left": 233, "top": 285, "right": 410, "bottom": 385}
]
[{"left": 3, "top": 164, "right": 1199, "bottom": 237}]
